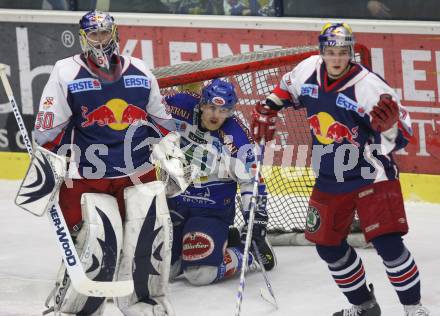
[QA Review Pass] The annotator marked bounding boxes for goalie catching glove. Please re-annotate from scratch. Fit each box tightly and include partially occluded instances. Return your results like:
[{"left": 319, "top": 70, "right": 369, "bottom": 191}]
[{"left": 152, "top": 132, "right": 199, "bottom": 197}]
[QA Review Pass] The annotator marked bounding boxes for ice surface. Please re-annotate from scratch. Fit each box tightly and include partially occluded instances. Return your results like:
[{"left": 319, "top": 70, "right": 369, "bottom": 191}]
[{"left": 0, "top": 180, "right": 438, "bottom": 316}]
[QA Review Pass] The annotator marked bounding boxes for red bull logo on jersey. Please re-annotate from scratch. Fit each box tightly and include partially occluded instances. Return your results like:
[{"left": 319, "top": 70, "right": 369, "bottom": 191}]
[
  {"left": 42, "top": 96, "right": 54, "bottom": 109},
  {"left": 123, "top": 75, "right": 151, "bottom": 89},
  {"left": 68, "top": 78, "right": 102, "bottom": 93},
  {"left": 81, "top": 98, "right": 147, "bottom": 130},
  {"left": 300, "top": 83, "right": 319, "bottom": 99},
  {"left": 308, "top": 112, "right": 359, "bottom": 147},
  {"left": 336, "top": 93, "right": 365, "bottom": 117}
]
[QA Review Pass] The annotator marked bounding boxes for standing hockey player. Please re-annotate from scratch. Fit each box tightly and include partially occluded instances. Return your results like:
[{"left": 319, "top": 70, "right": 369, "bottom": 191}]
[
  {"left": 250, "top": 23, "right": 430, "bottom": 316},
  {"left": 34, "top": 10, "right": 181, "bottom": 316},
  {"left": 164, "top": 79, "right": 276, "bottom": 286}
]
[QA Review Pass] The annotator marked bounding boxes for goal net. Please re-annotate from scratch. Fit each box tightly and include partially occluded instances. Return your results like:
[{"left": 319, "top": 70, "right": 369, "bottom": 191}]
[{"left": 152, "top": 44, "right": 371, "bottom": 246}]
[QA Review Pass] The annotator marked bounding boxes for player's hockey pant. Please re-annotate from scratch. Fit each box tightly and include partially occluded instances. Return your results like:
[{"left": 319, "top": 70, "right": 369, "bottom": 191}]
[{"left": 169, "top": 203, "right": 250, "bottom": 285}]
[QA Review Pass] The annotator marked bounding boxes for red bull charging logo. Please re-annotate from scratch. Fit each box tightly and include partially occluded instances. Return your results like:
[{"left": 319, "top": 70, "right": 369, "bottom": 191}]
[
  {"left": 308, "top": 112, "right": 359, "bottom": 147},
  {"left": 81, "top": 98, "right": 147, "bottom": 131}
]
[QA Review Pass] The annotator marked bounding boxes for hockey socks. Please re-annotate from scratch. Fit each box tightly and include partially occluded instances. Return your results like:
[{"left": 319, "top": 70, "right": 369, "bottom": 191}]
[
  {"left": 316, "top": 241, "right": 370, "bottom": 305},
  {"left": 372, "top": 234, "right": 421, "bottom": 305},
  {"left": 215, "top": 247, "right": 256, "bottom": 282}
]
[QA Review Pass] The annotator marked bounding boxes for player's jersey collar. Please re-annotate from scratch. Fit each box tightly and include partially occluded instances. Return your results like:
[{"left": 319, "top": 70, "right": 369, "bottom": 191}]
[{"left": 319, "top": 62, "right": 363, "bottom": 93}]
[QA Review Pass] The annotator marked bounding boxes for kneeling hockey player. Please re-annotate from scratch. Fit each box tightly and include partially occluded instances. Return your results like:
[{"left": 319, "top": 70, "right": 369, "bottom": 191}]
[{"left": 164, "top": 79, "right": 276, "bottom": 286}]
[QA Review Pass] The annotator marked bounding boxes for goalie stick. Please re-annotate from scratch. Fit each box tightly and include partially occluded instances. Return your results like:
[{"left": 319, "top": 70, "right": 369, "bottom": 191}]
[
  {"left": 234, "top": 139, "right": 266, "bottom": 316},
  {"left": 0, "top": 64, "right": 134, "bottom": 297}
]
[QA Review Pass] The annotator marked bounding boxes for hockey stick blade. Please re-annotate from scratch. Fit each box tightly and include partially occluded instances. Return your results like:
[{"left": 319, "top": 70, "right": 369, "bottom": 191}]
[
  {"left": 252, "top": 240, "right": 278, "bottom": 309},
  {"left": 260, "top": 288, "right": 278, "bottom": 308}
]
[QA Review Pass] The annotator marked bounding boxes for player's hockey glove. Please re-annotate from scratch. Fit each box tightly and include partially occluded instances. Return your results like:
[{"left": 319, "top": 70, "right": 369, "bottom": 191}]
[
  {"left": 370, "top": 94, "right": 399, "bottom": 133},
  {"left": 241, "top": 195, "right": 268, "bottom": 242},
  {"left": 241, "top": 195, "right": 276, "bottom": 271},
  {"left": 250, "top": 102, "right": 278, "bottom": 142}
]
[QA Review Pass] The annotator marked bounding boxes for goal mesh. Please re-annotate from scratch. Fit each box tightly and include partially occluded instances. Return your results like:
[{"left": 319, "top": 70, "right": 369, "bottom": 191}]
[{"left": 152, "top": 44, "right": 371, "bottom": 236}]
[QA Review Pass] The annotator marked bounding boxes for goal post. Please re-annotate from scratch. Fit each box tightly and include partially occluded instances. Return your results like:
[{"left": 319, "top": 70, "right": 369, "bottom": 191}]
[{"left": 152, "top": 44, "right": 371, "bottom": 247}]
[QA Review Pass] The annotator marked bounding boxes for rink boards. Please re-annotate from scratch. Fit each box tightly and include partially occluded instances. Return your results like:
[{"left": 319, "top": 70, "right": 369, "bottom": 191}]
[{"left": 1, "top": 151, "right": 438, "bottom": 203}]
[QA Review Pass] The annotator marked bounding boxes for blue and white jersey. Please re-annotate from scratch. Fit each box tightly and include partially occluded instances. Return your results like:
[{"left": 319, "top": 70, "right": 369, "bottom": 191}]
[
  {"left": 165, "top": 92, "right": 266, "bottom": 212},
  {"left": 272, "top": 55, "right": 413, "bottom": 193},
  {"left": 34, "top": 54, "right": 174, "bottom": 178}
]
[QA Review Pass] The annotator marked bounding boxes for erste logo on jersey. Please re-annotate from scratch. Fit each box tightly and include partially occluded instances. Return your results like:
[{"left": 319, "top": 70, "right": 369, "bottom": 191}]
[
  {"left": 336, "top": 93, "right": 365, "bottom": 117},
  {"left": 68, "top": 78, "right": 102, "bottom": 93},
  {"left": 301, "top": 84, "right": 319, "bottom": 99},
  {"left": 123, "top": 75, "right": 151, "bottom": 89},
  {"left": 308, "top": 112, "right": 359, "bottom": 146}
]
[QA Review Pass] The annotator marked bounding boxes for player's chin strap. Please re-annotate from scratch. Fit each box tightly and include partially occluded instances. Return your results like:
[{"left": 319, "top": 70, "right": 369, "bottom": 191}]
[
  {"left": 235, "top": 138, "right": 274, "bottom": 316},
  {"left": 151, "top": 131, "right": 200, "bottom": 197},
  {"left": 0, "top": 64, "right": 134, "bottom": 298}
]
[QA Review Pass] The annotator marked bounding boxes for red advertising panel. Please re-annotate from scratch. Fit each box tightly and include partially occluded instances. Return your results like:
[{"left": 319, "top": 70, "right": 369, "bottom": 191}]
[
  {"left": 118, "top": 26, "right": 440, "bottom": 174},
  {"left": 0, "top": 21, "right": 438, "bottom": 174}
]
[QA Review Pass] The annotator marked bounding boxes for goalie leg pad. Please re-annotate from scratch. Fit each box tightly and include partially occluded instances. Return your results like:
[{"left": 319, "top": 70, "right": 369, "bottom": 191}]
[
  {"left": 116, "top": 181, "right": 174, "bottom": 316},
  {"left": 49, "top": 193, "right": 123, "bottom": 315}
]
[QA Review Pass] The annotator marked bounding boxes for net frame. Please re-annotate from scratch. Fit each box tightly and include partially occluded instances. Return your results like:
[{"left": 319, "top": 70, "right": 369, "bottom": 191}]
[{"left": 152, "top": 44, "right": 372, "bottom": 245}]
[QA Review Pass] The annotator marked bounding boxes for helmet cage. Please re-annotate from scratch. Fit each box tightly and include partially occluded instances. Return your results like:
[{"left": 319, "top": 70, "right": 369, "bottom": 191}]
[{"left": 79, "top": 11, "right": 119, "bottom": 69}]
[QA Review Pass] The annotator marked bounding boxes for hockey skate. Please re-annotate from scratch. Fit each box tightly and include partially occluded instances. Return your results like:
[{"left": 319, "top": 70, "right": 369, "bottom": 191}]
[
  {"left": 333, "top": 284, "right": 381, "bottom": 316},
  {"left": 404, "top": 303, "right": 430, "bottom": 316}
]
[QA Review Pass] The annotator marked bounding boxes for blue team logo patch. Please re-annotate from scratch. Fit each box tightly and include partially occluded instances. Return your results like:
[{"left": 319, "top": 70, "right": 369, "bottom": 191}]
[
  {"left": 300, "top": 84, "right": 319, "bottom": 99},
  {"left": 68, "top": 78, "right": 102, "bottom": 93},
  {"left": 336, "top": 93, "right": 365, "bottom": 117},
  {"left": 123, "top": 75, "right": 151, "bottom": 89}
]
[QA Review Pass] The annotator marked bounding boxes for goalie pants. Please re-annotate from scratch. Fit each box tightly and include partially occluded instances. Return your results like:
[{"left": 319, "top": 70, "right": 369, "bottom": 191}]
[{"left": 59, "top": 169, "right": 156, "bottom": 231}]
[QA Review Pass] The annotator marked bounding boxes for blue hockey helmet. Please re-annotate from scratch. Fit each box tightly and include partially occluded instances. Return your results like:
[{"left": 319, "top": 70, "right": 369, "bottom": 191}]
[
  {"left": 200, "top": 79, "right": 238, "bottom": 111},
  {"left": 79, "top": 10, "right": 119, "bottom": 70},
  {"left": 319, "top": 22, "right": 355, "bottom": 58}
]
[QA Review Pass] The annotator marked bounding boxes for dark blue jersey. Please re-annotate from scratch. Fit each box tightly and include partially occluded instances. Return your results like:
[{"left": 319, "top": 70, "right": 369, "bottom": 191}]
[
  {"left": 165, "top": 91, "right": 266, "bottom": 212},
  {"left": 35, "top": 54, "right": 174, "bottom": 178},
  {"left": 272, "top": 55, "right": 412, "bottom": 193}
]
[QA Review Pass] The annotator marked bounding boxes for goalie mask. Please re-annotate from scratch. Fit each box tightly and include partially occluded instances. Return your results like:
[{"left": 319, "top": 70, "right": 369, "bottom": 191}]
[
  {"left": 319, "top": 22, "right": 355, "bottom": 59},
  {"left": 79, "top": 10, "right": 122, "bottom": 82}
]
